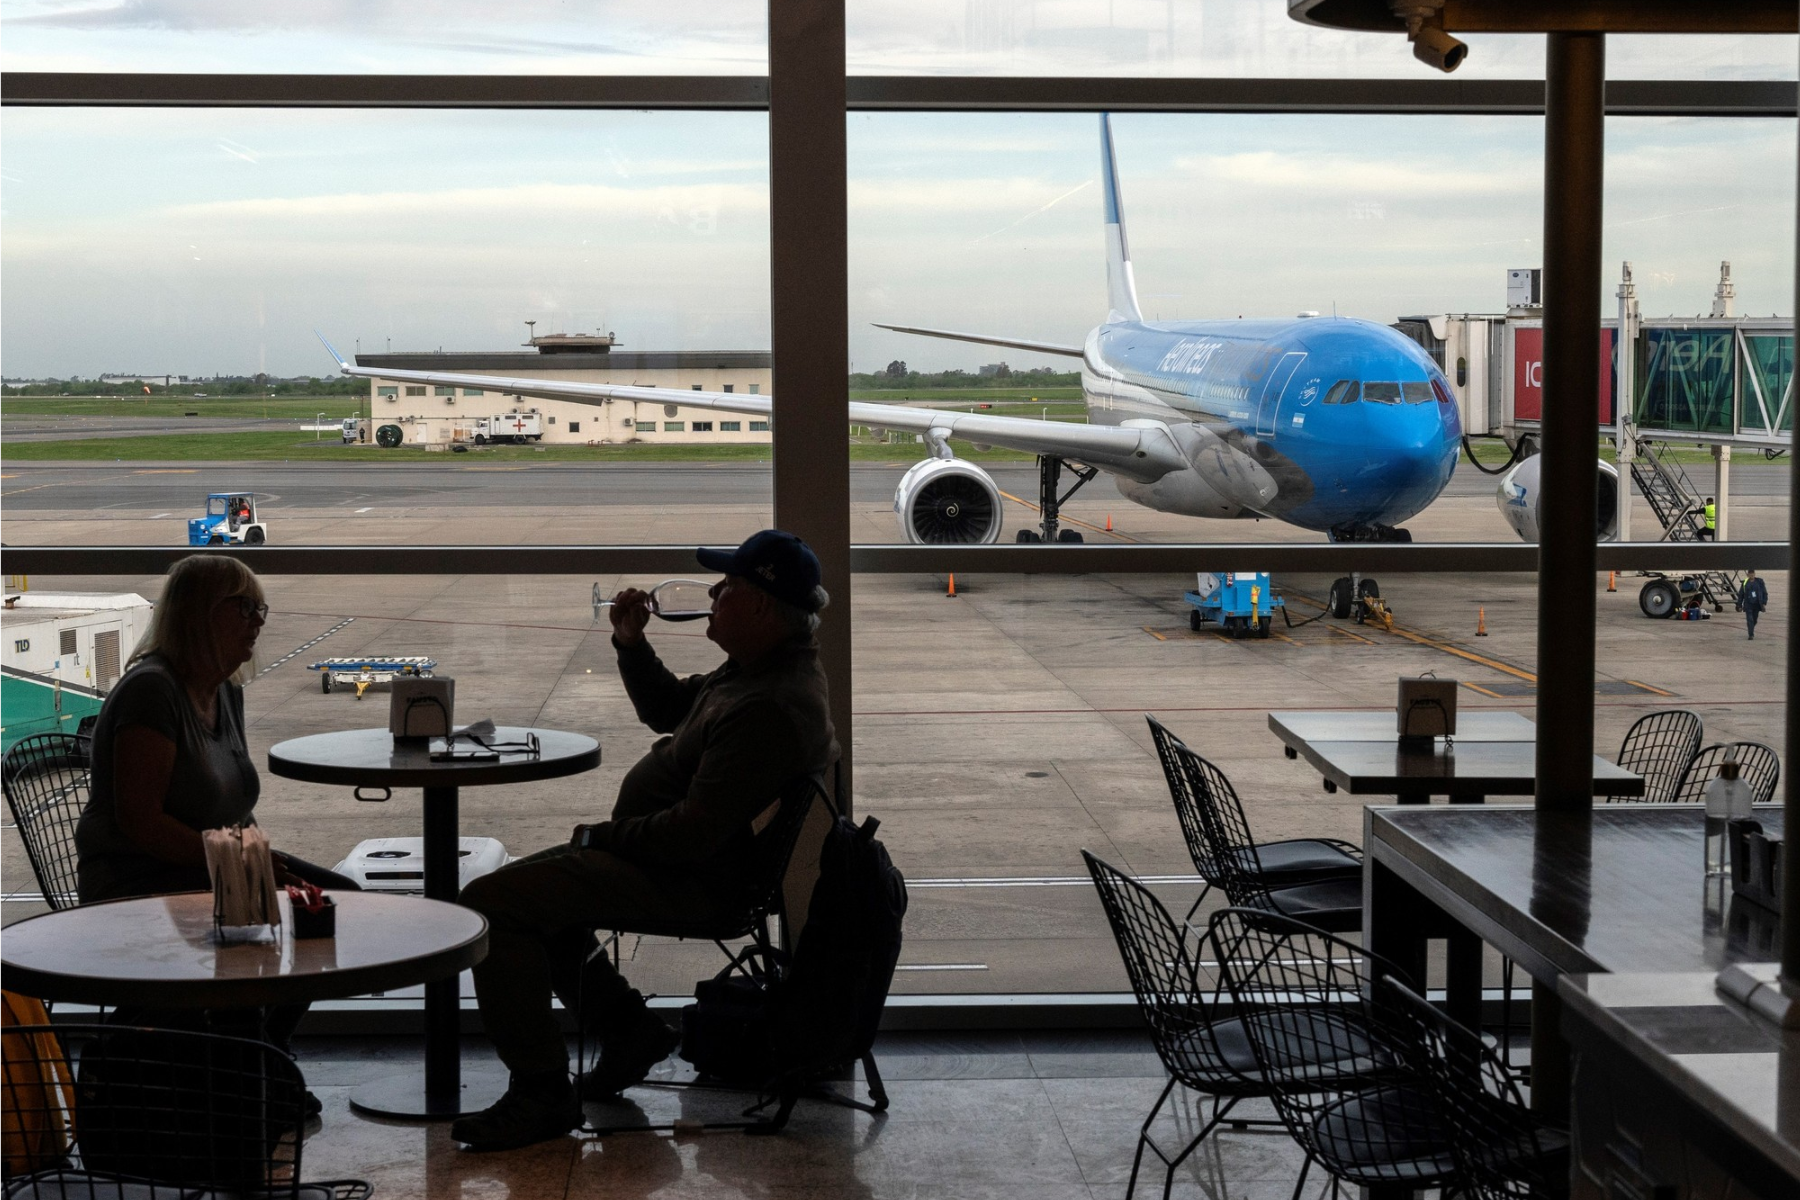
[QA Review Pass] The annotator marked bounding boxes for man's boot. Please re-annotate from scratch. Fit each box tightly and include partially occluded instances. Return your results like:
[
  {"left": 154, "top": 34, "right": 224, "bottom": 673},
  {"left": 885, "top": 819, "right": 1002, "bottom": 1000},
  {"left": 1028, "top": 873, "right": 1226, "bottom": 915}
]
[
  {"left": 580, "top": 988, "right": 679, "bottom": 1100},
  {"left": 450, "top": 1070, "right": 582, "bottom": 1152}
]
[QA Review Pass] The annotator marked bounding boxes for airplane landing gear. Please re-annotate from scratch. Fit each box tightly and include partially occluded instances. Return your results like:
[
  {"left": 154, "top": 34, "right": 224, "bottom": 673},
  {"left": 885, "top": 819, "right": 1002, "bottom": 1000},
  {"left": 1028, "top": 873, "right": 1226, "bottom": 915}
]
[
  {"left": 1014, "top": 454, "right": 1098, "bottom": 543},
  {"left": 1327, "top": 575, "right": 1389, "bottom": 626},
  {"left": 1329, "top": 523, "right": 1413, "bottom": 544}
]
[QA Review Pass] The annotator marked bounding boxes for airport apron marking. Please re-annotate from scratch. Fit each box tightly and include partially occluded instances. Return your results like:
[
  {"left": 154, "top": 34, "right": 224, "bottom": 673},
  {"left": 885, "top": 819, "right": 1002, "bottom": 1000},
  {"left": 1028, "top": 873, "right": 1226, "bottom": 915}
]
[{"left": 254, "top": 617, "right": 356, "bottom": 681}]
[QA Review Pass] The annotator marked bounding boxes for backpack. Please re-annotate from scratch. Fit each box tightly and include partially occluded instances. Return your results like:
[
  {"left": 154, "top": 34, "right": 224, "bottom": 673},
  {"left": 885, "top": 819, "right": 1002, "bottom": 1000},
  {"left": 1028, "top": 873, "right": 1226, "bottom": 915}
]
[
  {"left": 679, "top": 804, "right": 907, "bottom": 1108},
  {"left": 2, "top": 992, "right": 76, "bottom": 1176},
  {"left": 768, "top": 809, "right": 907, "bottom": 1082}
]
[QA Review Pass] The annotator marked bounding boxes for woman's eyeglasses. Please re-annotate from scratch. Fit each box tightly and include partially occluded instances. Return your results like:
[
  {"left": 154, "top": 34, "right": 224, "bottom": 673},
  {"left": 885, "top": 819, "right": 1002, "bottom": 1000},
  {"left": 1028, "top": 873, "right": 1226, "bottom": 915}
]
[{"left": 232, "top": 597, "right": 270, "bottom": 621}]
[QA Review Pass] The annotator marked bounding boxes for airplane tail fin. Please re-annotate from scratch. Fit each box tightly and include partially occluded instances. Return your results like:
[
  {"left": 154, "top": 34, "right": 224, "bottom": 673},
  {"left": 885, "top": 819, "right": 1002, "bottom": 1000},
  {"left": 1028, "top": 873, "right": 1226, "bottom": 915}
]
[{"left": 1099, "top": 113, "right": 1143, "bottom": 325}]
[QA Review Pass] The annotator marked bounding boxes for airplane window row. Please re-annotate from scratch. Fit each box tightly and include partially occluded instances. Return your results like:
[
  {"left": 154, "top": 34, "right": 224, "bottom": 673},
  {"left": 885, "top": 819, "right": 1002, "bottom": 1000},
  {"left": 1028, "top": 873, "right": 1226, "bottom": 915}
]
[{"left": 1322, "top": 380, "right": 1440, "bottom": 405}]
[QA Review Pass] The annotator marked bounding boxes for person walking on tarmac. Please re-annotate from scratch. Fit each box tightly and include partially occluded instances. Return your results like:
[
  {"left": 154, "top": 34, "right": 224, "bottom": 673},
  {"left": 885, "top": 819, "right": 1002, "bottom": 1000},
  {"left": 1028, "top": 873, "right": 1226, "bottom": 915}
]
[
  {"left": 1741, "top": 569, "right": 1769, "bottom": 640},
  {"left": 1700, "top": 497, "right": 1717, "bottom": 541}
]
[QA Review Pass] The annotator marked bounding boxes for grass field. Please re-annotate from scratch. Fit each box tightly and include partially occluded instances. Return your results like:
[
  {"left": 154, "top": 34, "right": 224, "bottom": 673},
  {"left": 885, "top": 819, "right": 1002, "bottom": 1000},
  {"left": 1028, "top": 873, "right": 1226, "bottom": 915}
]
[{"left": 3, "top": 395, "right": 365, "bottom": 420}]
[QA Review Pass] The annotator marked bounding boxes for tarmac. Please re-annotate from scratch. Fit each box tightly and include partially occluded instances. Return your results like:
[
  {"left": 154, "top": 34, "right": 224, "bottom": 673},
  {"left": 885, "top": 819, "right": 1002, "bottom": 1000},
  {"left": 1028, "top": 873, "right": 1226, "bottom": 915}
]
[{"left": 1, "top": 455, "right": 1789, "bottom": 1000}]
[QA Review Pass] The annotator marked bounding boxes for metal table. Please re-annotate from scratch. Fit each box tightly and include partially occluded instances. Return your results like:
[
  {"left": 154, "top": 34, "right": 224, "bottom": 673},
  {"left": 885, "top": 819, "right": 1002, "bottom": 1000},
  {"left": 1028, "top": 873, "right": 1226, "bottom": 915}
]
[
  {"left": 1269, "top": 710, "right": 1644, "bottom": 804},
  {"left": 268, "top": 725, "right": 600, "bottom": 1119},
  {"left": 1365, "top": 804, "right": 1784, "bottom": 1125},
  {"left": 0, "top": 890, "right": 486, "bottom": 1009}
]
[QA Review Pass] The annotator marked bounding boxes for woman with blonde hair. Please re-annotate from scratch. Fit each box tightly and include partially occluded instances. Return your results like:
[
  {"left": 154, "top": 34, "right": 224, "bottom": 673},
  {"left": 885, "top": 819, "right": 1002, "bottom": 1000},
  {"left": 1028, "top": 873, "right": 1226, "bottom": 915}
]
[{"left": 75, "top": 554, "right": 356, "bottom": 903}]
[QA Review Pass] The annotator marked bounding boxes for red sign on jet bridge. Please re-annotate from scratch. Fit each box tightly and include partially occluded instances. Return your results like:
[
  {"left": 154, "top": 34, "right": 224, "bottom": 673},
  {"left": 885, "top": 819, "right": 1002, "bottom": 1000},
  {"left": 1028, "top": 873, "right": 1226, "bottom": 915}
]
[{"left": 1511, "top": 325, "right": 1616, "bottom": 424}]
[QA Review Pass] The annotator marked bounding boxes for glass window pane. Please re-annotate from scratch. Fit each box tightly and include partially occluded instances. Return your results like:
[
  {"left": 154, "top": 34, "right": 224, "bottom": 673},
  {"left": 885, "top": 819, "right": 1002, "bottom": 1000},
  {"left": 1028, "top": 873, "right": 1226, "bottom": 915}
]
[
  {"left": 1746, "top": 334, "right": 1794, "bottom": 432},
  {"left": 1, "top": 108, "right": 772, "bottom": 544},
  {"left": 847, "top": 2, "right": 1796, "bottom": 80},
  {"left": 1637, "top": 328, "right": 1736, "bottom": 433},
  {"left": 1, "top": 0, "right": 766, "bottom": 75}
]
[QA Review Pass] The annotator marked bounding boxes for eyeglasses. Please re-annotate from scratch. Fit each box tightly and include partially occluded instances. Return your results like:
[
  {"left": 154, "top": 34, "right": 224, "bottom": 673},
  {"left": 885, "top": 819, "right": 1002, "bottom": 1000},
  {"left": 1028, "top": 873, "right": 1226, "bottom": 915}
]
[{"left": 232, "top": 596, "right": 270, "bottom": 621}]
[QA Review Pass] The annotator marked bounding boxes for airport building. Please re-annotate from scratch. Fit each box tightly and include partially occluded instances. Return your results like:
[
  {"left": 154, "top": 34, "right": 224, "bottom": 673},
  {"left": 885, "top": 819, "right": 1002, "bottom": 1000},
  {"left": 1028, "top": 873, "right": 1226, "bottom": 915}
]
[{"left": 353, "top": 333, "right": 772, "bottom": 447}]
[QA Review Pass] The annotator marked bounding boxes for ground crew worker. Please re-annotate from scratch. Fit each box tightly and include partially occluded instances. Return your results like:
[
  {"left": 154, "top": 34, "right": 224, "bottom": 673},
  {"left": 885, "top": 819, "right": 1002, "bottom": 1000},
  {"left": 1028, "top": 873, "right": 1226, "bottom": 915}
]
[
  {"left": 1701, "top": 497, "right": 1717, "bottom": 541},
  {"left": 1742, "top": 569, "right": 1769, "bottom": 640}
]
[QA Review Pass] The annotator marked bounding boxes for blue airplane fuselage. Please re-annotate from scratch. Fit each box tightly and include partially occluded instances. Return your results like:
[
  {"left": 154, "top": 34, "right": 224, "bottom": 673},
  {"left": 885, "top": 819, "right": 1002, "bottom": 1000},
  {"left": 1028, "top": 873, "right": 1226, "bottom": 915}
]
[{"left": 1081, "top": 314, "right": 1461, "bottom": 535}]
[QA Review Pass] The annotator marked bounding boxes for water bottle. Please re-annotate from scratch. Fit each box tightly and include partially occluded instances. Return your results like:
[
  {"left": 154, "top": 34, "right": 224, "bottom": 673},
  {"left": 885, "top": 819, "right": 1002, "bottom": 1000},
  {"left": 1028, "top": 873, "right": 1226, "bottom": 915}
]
[{"left": 1703, "top": 760, "right": 1752, "bottom": 877}]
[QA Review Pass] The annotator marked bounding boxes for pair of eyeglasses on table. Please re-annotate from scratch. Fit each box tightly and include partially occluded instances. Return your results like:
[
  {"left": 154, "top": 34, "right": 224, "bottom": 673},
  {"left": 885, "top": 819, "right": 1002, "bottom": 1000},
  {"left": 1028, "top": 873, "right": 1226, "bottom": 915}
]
[{"left": 429, "top": 731, "right": 541, "bottom": 763}]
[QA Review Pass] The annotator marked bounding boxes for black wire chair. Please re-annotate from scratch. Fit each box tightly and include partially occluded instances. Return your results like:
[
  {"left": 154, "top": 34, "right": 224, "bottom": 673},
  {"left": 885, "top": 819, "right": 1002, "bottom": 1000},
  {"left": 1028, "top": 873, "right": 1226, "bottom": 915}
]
[
  {"left": 1, "top": 732, "right": 91, "bottom": 910},
  {"left": 1672, "top": 740, "right": 1781, "bottom": 807},
  {"left": 1174, "top": 743, "right": 1362, "bottom": 933},
  {"left": 1206, "top": 908, "right": 1458, "bottom": 1200},
  {"left": 1146, "top": 716, "right": 1361, "bottom": 924},
  {"left": 1378, "top": 978, "right": 1571, "bottom": 1198},
  {"left": 1082, "top": 850, "right": 1284, "bottom": 1200},
  {"left": 0, "top": 1022, "right": 370, "bottom": 1199},
  {"left": 1608, "top": 709, "right": 1704, "bottom": 803}
]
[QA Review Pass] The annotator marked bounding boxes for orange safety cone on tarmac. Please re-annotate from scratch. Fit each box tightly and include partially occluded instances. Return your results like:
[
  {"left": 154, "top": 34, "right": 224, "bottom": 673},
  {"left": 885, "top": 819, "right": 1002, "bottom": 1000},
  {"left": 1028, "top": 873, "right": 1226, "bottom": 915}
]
[
  {"left": 1105, "top": 514, "right": 1113, "bottom": 532},
  {"left": 1608, "top": 571, "right": 1617, "bottom": 592},
  {"left": 1476, "top": 607, "right": 1488, "bottom": 636},
  {"left": 946, "top": 573, "right": 956, "bottom": 599}
]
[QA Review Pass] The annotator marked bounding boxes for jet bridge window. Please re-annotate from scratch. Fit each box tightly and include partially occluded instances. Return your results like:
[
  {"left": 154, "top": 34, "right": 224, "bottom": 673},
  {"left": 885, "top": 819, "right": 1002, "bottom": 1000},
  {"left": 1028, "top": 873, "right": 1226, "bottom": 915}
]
[
  {"left": 1363, "top": 382, "right": 1403, "bottom": 404},
  {"left": 1401, "top": 382, "right": 1434, "bottom": 404},
  {"left": 1322, "top": 380, "right": 1358, "bottom": 404}
]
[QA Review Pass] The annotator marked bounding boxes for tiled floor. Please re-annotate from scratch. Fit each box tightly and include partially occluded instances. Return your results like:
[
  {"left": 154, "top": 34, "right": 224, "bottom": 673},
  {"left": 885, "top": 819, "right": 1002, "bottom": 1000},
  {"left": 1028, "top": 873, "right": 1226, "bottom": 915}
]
[{"left": 295, "top": 1031, "right": 1328, "bottom": 1200}]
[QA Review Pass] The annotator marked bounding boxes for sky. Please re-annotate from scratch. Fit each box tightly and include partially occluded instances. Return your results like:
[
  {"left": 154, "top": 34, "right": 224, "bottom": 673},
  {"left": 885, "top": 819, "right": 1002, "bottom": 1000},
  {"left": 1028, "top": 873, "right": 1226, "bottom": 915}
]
[{"left": 2, "top": 3, "right": 1795, "bottom": 380}]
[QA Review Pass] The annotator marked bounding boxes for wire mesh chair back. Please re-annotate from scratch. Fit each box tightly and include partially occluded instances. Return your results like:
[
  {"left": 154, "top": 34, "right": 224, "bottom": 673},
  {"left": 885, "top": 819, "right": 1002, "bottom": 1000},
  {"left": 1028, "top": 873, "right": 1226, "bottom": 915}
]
[
  {"left": 1145, "top": 715, "right": 1221, "bottom": 883},
  {"left": 1673, "top": 740, "right": 1781, "bottom": 808},
  {"left": 1206, "top": 908, "right": 1455, "bottom": 1190},
  {"left": 1082, "top": 849, "right": 1245, "bottom": 1088},
  {"left": 1171, "top": 747, "right": 1272, "bottom": 909},
  {"left": 1611, "top": 709, "right": 1704, "bottom": 803},
  {"left": 1378, "top": 978, "right": 1561, "bottom": 1199},
  {"left": 725, "top": 772, "right": 826, "bottom": 933},
  {"left": 0, "top": 1023, "right": 369, "bottom": 1199},
  {"left": 1, "top": 733, "right": 92, "bottom": 910}
]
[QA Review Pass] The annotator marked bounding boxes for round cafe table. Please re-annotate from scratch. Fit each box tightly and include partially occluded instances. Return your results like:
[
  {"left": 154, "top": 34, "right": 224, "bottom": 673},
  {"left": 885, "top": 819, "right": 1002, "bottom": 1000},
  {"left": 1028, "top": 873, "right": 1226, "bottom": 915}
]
[
  {"left": 268, "top": 725, "right": 600, "bottom": 1119},
  {"left": 0, "top": 890, "right": 486, "bottom": 1009}
]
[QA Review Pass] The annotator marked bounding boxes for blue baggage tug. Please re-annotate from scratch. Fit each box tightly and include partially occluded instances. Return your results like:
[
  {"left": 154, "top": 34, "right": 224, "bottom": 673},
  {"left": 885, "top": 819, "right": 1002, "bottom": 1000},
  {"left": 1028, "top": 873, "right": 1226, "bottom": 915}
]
[
  {"left": 188, "top": 492, "right": 268, "bottom": 546},
  {"left": 1184, "top": 571, "right": 1281, "bottom": 638}
]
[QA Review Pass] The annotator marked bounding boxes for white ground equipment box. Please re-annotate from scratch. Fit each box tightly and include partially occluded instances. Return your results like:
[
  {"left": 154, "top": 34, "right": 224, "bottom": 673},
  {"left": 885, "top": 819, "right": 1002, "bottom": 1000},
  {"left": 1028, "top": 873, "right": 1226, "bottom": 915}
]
[{"left": 333, "top": 836, "right": 509, "bottom": 894}]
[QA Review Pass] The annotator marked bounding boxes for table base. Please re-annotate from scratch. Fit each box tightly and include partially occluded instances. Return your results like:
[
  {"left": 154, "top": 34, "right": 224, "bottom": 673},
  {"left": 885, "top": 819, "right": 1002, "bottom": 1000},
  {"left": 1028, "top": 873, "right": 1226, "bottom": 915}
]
[{"left": 350, "top": 1065, "right": 509, "bottom": 1120}]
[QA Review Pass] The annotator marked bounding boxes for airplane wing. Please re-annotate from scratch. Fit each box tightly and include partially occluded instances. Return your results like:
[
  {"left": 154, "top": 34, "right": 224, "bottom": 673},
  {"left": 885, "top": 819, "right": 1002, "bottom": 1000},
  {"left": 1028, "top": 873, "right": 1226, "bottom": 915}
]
[
  {"left": 320, "top": 335, "right": 1186, "bottom": 483},
  {"left": 870, "top": 323, "right": 1085, "bottom": 358}
]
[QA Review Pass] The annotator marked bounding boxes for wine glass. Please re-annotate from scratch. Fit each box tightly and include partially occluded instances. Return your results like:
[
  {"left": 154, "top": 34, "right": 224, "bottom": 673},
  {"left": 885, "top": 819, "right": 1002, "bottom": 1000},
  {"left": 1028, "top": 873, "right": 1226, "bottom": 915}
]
[{"left": 593, "top": 579, "right": 715, "bottom": 623}]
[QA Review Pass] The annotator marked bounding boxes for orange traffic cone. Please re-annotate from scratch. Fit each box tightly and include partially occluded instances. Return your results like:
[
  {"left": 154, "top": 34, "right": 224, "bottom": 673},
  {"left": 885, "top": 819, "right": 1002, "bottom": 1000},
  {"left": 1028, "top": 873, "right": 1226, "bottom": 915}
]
[
  {"left": 946, "top": 573, "right": 957, "bottom": 599},
  {"left": 1105, "top": 514, "right": 1113, "bottom": 532},
  {"left": 1476, "top": 607, "right": 1488, "bottom": 636},
  {"left": 1607, "top": 571, "right": 1617, "bottom": 592}
]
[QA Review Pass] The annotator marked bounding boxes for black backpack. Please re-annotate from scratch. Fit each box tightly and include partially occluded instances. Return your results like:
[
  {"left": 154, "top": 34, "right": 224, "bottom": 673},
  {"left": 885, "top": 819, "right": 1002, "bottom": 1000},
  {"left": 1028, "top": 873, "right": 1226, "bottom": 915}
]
[
  {"left": 679, "top": 801, "right": 907, "bottom": 1126},
  {"left": 769, "top": 808, "right": 907, "bottom": 1080}
]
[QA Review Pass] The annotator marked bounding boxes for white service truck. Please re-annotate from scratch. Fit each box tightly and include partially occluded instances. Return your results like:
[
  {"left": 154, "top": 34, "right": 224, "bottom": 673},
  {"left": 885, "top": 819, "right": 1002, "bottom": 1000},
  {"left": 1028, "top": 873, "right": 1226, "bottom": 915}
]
[{"left": 474, "top": 410, "right": 544, "bottom": 445}]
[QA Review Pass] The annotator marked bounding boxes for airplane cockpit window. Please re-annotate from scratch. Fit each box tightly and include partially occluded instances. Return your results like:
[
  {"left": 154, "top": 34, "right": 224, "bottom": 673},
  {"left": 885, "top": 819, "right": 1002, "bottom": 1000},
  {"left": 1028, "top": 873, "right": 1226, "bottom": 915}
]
[
  {"left": 1401, "top": 382, "right": 1435, "bottom": 404},
  {"left": 1322, "top": 380, "right": 1358, "bottom": 404},
  {"left": 1363, "top": 382, "right": 1403, "bottom": 404},
  {"left": 1431, "top": 379, "right": 1456, "bottom": 406}
]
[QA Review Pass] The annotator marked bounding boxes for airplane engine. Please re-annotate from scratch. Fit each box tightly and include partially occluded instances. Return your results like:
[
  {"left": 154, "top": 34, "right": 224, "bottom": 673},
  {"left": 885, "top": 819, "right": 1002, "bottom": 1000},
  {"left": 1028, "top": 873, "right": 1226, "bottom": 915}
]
[
  {"left": 894, "top": 457, "right": 1005, "bottom": 544},
  {"left": 1495, "top": 453, "right": 1620, "bottom": 543}
]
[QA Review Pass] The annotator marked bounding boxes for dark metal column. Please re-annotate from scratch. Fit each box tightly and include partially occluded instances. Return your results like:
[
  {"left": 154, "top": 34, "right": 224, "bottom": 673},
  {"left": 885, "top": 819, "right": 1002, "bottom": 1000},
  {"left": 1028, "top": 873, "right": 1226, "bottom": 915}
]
[
  {"left": 768, "top": 0, "right": 853, "bottom": 806},
  {"left": 1784, "top": 43, "right": 1800, "bottom": 990},
  {"left": 1534, "top": 31, "right": 1606, "bottom": 815}
]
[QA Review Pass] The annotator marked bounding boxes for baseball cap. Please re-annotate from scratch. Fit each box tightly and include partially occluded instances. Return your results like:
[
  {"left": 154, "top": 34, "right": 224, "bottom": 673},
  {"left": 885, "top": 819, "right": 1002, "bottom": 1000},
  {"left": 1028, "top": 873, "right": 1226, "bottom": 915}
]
[{"left": 696, "top": 529, "right": 823, "bottom": 612}]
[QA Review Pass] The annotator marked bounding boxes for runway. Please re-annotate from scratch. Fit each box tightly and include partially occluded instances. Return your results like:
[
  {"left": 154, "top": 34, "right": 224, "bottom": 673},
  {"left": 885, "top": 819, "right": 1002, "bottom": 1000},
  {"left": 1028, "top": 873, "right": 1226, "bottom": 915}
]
[{"left": 2, "top": 457, "right": 1790, "bottom": 514}]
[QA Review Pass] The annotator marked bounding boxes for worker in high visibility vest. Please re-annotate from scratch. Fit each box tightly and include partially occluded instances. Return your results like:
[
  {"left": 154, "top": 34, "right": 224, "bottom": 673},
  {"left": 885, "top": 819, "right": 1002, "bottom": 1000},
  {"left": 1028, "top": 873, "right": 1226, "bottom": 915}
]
[{"left": 1701, "top": 497, "right": 1717, "bottom": 541}]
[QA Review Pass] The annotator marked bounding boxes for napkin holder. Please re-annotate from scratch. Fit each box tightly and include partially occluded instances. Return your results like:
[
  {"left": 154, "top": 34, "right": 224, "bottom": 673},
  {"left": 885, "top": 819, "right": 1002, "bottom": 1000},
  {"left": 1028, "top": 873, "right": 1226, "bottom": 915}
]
[
  {"left": 1728, "top": 818, "right": 1783, "bottom": 914},
  {"left": 391, "top": 676, "right": 454, "bottom": 743},
  {"left": 1397, "top": 675, "right": 1457, "bottom": 744},
  {"left": 204, "top": 825, "right": 281, "bottom": 942},
  {"left": 290, "top": 896, "right": 337, "bottom": 939}
]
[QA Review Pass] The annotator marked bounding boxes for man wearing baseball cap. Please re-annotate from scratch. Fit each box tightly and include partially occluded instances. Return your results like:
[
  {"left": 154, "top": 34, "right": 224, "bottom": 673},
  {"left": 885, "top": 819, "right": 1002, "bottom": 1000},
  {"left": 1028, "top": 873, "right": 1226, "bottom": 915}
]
[{"left": 454, "top": 529, "right": 836, "bottom": 1151}]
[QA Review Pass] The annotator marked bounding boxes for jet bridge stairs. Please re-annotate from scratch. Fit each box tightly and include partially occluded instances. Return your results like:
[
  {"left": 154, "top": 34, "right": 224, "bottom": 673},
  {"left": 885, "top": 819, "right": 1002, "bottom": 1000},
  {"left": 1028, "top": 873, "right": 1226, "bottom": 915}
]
[{"left": 1621, "top": 424, "right": 1742, "bottom": 611}]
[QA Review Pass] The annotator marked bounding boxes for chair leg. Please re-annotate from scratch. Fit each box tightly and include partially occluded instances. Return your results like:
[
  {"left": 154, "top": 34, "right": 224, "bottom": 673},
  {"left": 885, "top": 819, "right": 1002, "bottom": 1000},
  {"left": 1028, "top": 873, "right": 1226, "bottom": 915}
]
[
  {"left": 1159, "top": 1093, "right": 1240, "bottom": 1200},
  {"left": 1125, "top": 1076, "right": 1177, "bottom": 1200},
  {"left": 1181, "top": 882, "right": 1214, "bottom": 927},
  {"left": 862, "top": 1052, "right": 888, "bottom": 1111},
  {"left": 1288, "top": 1153, "right": 1312, "bottom": 1200}
]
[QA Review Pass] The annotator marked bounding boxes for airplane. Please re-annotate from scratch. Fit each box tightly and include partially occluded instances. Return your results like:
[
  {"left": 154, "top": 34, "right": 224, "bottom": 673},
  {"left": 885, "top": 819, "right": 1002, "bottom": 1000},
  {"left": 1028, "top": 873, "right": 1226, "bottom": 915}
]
[{"left": 318, "top": 115, "right": 1575, "bottom": 617}]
